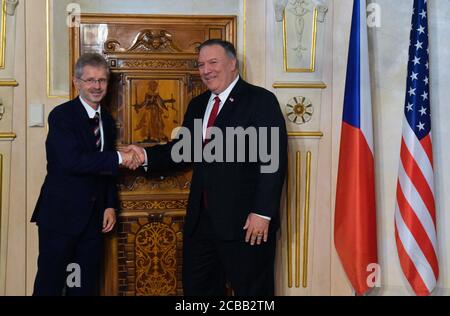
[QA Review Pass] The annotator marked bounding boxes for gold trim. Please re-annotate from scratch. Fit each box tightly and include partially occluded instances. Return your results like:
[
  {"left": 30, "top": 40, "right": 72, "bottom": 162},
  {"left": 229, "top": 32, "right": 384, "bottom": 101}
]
[
  {"left": 302, "top": 151, "right": 312, "bottom": 288},
  {"left": 288, "top": 131, "right": 323, "bottom": 138},
  {"left": 46, "top": 0, "right": 70, "bottom": 99},
  {"left": 242, "top": 0, "right": 247, "bottom": 80},
  {"left": 0, "top": 133, "right": 16, "bottom": 139},
  {"left": 282, "top": 7, "right": 317, "bottom": 72},
  {"left": 273, "top": 82, "right": 327, "bottom": 89},
  {"left": 286, "top": 153, "right": 292, "bottom": 288},
  {"left": 0, "top": 80, "right": 18, "bottom": 87},
  {"left": 0, "top": 1, "right": 6, "bottom": 69},
  {"left": 295, "top": 151, "right": 301, "bottom": 288}
]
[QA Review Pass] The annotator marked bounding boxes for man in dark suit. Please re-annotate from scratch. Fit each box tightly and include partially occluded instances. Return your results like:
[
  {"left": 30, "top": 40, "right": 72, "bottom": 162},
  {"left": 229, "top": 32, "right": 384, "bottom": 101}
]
[
  {"left": 129, "top": 39, "right": 287, "bottom": 295},
  {"left": 31, "top": 53, "right": 141, "bottom": 296}
]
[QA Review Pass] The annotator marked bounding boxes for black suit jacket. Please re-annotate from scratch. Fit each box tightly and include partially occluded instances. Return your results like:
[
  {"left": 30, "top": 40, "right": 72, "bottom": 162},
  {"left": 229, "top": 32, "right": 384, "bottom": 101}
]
[
  {"left": 146, "top": 79, "right": 287, "bottom": 240},
  {"left": 31, "top": 97, "right": 119, "bottom": 235}
]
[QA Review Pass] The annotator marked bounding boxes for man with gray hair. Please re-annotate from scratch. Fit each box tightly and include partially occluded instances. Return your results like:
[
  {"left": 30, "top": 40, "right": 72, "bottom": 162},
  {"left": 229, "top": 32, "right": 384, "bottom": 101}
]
[{"left": 31, "top": 53, "right": 141, "bottom": 295}]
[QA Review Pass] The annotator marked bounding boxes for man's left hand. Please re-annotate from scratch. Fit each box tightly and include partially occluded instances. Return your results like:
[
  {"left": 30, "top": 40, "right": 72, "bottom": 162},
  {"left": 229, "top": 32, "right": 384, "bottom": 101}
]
[
  {"left": 243, "top": 213, "right": 270, "bottom": 245},
  {"left": 102, "top": 208, "right": 116, "bottom": 233}
]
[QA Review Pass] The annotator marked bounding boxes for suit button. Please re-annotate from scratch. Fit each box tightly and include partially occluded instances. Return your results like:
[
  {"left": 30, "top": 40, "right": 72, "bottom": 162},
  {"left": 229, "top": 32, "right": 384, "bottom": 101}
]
[{"left": 91, "top": 196, "right": 97, "bottom": 202}]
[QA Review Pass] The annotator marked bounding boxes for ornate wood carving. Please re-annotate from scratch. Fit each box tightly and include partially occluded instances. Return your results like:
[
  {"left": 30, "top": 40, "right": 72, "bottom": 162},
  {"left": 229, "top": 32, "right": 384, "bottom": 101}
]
[
  {"left": 117, "top": 214, "right": 184, "bottom": 296},
  {"left": 105, "top": 29, "right": 181, "bottom": 53},
  {"left": 121, "top": 200, "right": 188, "bottom": 211},
  {"left": 118, "top": 173, "right": 191, "bottom": 192},
  {"left": 118, "top": 59, "right": 197, "bottom": 71}
]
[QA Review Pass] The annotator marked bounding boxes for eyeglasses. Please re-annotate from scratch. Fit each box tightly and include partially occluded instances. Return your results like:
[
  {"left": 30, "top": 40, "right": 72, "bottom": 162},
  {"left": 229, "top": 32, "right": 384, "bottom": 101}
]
[{"left": 78, "top": 78, "right": 108, "bottom": 86}]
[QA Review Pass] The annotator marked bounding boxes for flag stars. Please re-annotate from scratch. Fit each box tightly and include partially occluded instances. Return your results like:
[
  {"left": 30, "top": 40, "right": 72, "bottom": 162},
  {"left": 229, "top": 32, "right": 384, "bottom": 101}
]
[
  {"left": 417, "top": 25, "right": 425, "bottom": 34},
  {"left": 410, "top": 71, "right": 418, "bottom": 81},
  {"left": 412, "top": 56, "right": 421, "bottom": 65},
  {"left": 419, "top": 9, "right": 427, "bottom": 19},
  {"left": 406, "top": 103, "right": 413, "bottom": 112},
  {"left": 417, "top": 122, "right": 425, "bottom": 131},
  {"left": 425, "top": 62, "right": 429, "bottom": 69},
  {"left": 408, "top": 87, "right": 416, "bottom": 96},
  {"left": 421, "top": 91, "right": 429, "bottom": 100},
  {"left": 423, "top": 76, "right": 429, "bottom": 85},
  {"left": 415, "top": 41, "right": 423, "bottom": 50},
  {"left": 419, "top": 107, "right": 427, "bottom": 116}
]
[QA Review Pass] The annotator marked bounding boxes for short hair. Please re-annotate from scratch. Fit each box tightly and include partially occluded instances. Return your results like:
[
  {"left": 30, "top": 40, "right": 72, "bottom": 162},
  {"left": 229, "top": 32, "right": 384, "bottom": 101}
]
[
  {"left": 74, "top": 53, "right": 110, "bottom": 79},
  {"left": 198, "top": 39, "right": 237, "bottom": 60}
]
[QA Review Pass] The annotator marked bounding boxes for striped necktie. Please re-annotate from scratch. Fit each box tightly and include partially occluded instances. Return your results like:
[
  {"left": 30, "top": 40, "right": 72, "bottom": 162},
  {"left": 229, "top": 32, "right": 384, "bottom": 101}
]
[{"left": 90, "top": 112, "right": 101, "bottom": 151}]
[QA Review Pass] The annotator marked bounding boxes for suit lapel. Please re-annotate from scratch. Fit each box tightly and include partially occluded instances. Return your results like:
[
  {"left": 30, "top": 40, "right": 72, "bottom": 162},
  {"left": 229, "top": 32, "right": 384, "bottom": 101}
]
[
  {"left": 214, "top": 78, "right": 246, "bottom": 129},
  {"left": 195, "top": 93, "right": 211, "bottom": 120},
  {"left": 73, "top": 97, "right": 97, "bottom": 151}
]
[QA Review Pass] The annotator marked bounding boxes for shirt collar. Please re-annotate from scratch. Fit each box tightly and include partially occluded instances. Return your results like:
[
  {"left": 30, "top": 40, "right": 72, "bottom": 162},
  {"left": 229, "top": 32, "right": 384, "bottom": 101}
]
[
  {"left": 79, "top": 96, "right": 101, "bottom": 119},
  {"left": 210, "top": 75, "right": 240, "bottom": 104}
]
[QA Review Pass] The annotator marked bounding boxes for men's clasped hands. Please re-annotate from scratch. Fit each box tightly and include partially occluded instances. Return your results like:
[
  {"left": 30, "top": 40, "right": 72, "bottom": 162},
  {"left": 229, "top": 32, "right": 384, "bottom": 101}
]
[{"left": 118, "top": 144, "right": 146, "bottom": 170}]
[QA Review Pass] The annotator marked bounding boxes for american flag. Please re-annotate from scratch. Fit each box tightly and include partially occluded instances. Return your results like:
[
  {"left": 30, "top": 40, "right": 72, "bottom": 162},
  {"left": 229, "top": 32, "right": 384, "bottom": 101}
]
[{"left": 395, "top": 0, "right": 438, "bottom": 296}]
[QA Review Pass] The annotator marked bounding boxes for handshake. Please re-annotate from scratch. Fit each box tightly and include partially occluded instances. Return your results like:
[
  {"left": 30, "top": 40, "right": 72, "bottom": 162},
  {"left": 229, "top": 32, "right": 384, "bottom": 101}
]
[{"left": 118, "top": 144, "right": 146, "bottom": 170}]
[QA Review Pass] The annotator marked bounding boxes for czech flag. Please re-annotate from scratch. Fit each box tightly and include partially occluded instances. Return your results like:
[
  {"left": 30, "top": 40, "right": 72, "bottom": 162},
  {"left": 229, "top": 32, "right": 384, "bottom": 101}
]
[{"left": 334, "top": 0, "right": 378, "bottom": 295}]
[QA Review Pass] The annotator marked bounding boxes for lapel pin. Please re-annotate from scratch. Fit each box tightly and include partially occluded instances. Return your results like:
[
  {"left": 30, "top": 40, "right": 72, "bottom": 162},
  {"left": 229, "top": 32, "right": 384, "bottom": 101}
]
[{"left": 229, "top": 97, "right": 234, "bottom": 102}]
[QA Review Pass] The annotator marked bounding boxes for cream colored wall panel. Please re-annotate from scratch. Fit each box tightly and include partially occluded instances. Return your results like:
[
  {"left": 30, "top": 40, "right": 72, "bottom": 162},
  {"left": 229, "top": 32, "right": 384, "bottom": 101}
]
[
  {"left": 271, "top": 0, "right": 328, "bottom": 82},
  {"left": 245, "top": 0, "right": 266, "bottom": 86},
  {"left": 275, "top": 89, "right": 323, "bottom": 132},
  {"left": 276, "top": 137, "right": 326, "bottom": 295},
  {"left": 269, "top": 0, "right": 335, "bottom": 296}
]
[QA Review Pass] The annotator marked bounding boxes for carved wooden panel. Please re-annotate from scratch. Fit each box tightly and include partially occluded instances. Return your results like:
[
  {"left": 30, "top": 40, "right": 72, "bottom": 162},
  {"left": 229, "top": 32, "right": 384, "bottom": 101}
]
[
  {"left": 117, "top": 211, "right": 185, "bottom": 296},
  {"left": 70, "top": 14, "right": 236, "bottom": 296}
]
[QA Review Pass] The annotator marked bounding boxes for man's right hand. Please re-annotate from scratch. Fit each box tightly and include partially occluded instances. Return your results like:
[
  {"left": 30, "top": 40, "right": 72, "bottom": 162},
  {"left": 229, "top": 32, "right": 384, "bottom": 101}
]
[
  {"left": 125, "top": 144, "right": 146, "bottom": 164},
  {"left": 119, "top": 145, "right": 145, "bottom": 170}
]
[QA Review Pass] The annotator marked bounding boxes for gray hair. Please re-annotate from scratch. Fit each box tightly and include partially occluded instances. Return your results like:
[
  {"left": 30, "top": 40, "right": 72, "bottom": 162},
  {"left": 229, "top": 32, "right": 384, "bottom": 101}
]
[{"left": 74, "top": 53, "right": 110, "bottom": 79}]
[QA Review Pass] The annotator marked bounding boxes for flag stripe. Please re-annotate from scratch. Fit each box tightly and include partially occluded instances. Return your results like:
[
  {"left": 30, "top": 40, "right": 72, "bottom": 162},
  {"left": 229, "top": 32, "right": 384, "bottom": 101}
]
[
  {"left": 359, "top": 0, "right": 373, "bottom": 152},
  {"left": 396, "top": 183, "right": 439, "bottom": 277},
  {"left": 395, "top": 203, "right": 437, "bottom": 294},
  {"left": 402, "top": 116, "right": 434, "bottom": 193},
  {"left": 420, "top": 134, "right": 433, "bottom": 166},
  {"left": 397, "top": 158, "right": 437, "bottom": 255},
  {"left": 400, "top": 139, "right": 436, "bottom": 222},
  {"left": 394, "top": 226, "right": 431, "bottom": 296}
]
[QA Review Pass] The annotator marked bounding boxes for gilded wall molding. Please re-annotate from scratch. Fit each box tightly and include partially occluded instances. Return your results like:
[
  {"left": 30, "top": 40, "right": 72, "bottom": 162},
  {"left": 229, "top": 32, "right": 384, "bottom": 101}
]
[
  {"left": 273, "top": 82, "right": 327, "bottom": 89},
  {"left": 288, "top": 131, "right": 323, "bottom": 138},
  {"left": 0, "top": 80, "right": 18, "bottom": 87},
  {"left": 0, "top": 133, "right": 16, "bottom": 141}
]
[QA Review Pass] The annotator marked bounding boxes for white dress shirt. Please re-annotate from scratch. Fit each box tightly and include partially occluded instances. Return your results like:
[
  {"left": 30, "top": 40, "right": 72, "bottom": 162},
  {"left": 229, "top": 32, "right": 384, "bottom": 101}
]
[
  {"left": 80, "top": 96, "right": 122, "bottom": 163},
  {"left": 202, "top": 75, "right": 240, "bottom": 140}
]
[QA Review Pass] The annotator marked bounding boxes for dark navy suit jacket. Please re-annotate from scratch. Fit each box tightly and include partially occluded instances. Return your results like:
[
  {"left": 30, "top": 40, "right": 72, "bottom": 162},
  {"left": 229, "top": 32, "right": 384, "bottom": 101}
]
[
  {"left": 145, "top": 79, "right": 287, "bottom": 240},
  {"left": 31, "top": 97, "right": 119, "bottom": 235}
]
